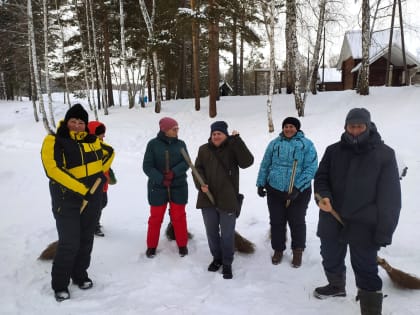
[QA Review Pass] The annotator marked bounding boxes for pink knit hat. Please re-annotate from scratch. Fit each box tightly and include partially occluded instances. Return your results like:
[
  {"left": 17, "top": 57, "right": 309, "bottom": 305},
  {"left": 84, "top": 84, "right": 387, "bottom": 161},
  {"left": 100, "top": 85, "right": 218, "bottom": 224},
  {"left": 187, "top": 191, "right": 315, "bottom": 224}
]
[{"left": 159, "top": 117, "right": 178, "bottom": 132}]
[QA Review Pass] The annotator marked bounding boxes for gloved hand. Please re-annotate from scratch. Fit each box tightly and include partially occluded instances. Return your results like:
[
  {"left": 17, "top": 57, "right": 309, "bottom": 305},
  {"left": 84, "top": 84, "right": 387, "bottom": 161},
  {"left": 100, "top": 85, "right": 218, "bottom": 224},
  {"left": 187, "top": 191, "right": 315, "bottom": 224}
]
[
  {"left": 257, "top": 186, "right": 266, "bottom": 198},
  {"left": 83, "top": 188, "right": 95, "bottom": 203},
  {"left": 288, "top": 187, "right": 300, "bottom": 200},
  {"left": 163, "top": 170, "right": 174, "bottom": 187}
]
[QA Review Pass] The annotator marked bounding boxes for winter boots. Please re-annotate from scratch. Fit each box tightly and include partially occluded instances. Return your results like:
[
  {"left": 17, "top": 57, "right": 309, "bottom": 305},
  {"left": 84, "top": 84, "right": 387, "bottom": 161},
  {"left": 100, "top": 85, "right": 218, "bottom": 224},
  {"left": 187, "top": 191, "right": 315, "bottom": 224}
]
[
  {"left": 146, "top": 248, "right": 156, "bottom": 258},
  {"left": 271, "top": 250, "right": 283, "bottom": 265},
  {"left": 94, "top": 224, "right": 104, "bottom": 237},
  {"left": 74, "top": 277, "right": 93, "bottom": 290},
  {"left": 314, "top": 283, "right": 347, "bottom": 299},
  {"left": 222, "top": 264, "right": 233, "bottom": 279},
  {"left": 292, "top": 248, "right": 303, "bottom": 268},
  {"left": 178, "top": 246, "right": 188, "bottom": 257},
  {"left": 54, "top": 289, "right": 70, "bottom": 302},
  {"left": 208, "top": 259, "right": 222, "bottom": 272},
  {"left": 314, "top": 272, "right": 346, "bottom": 299},
  {"left": 357, "top": 289, "right": 383, "bottom": 315}
]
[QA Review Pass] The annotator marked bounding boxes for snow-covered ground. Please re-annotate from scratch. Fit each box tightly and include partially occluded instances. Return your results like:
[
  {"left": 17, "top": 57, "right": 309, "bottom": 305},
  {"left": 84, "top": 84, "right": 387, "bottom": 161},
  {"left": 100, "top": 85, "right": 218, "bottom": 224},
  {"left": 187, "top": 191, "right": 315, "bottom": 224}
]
[{"left": 1, "top": 86, "right": 419, "bottom": 314}]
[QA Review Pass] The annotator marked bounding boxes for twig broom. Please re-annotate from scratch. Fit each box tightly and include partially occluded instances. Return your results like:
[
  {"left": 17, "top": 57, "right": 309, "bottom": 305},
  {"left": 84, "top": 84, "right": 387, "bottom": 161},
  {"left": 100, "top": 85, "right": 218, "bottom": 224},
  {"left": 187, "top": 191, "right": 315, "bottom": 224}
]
[{"left": 315, "top": 193, "right": 420, "bottom": 289}]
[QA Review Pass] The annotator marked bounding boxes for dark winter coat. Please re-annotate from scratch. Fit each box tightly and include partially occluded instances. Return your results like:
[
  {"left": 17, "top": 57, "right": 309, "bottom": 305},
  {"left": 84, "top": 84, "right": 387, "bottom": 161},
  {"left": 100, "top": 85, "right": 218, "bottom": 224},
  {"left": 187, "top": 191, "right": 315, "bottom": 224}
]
[
  {"left": 143, "top": 131, "right": 189, "bottom": 206},
  {"left": 194, "top": 135, "right": 254, "bottom": 213},
  {"left": 256, "top": 130, "right": 318, "bottom": 192},
  {"left": 314, "top": 123, "right": 401, "bottom": 247}
]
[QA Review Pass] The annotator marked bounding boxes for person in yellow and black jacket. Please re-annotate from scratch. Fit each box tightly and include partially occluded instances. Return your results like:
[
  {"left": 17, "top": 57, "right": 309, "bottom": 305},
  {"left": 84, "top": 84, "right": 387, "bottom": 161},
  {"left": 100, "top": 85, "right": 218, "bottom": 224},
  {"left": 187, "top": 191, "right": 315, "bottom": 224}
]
[{"left": 41, "top": 104, "right": 114, "bottom": 302}]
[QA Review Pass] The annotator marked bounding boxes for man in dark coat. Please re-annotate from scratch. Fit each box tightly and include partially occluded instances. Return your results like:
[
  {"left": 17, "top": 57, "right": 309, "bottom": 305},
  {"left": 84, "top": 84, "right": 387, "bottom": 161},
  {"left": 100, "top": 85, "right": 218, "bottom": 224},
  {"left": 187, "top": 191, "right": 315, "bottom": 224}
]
[
  {"left": 194, "top": 121, "right": 254, "bottom": 279},
  {"left": 313, "top": 108, "right": 401, "bottom": 315},
  {"left": 143, "top": 117, "right": 189, "bottom": 258}
]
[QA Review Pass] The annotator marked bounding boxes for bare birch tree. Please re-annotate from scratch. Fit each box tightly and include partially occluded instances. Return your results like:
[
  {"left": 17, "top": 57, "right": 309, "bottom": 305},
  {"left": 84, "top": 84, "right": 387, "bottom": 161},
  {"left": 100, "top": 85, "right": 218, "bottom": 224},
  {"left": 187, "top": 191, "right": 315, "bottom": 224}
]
[
  {"left": 28, "top": 0, "right": 52, "bottom": 133},
  {"left": 359, "top": 0, "right": 370, "bottom": 95},
  {"left": 43, "top": 0, "right": 55, "bottom": 128},
  {"left": 139, "top": 0, "right": 162, "bottom": 113},
  {"left": 27, "top": 35, "right": 39, "bottom": 122},
  {"left": 73, "top": 0, "right": 95, "bottom": 110},
  {"left": 191, "top": 0, "right": 200, "bottom": 111},
  {"left": 287, "top": 0, "right": 305, "bottom": 116},
  {"left": 55, "top": 0, "right": 71, "bottom": 107},
  {"left": 260, "top": 0, "right": 276, "bottom": 132},
  {"left": 119, "top": 0, "right": 135, "bottom": 108},
  {"left": 88, "top": 0, "right": 106, "bottom": 116},
  {"left": 308, "top": 0, "right": 327, "bottom": 95}
]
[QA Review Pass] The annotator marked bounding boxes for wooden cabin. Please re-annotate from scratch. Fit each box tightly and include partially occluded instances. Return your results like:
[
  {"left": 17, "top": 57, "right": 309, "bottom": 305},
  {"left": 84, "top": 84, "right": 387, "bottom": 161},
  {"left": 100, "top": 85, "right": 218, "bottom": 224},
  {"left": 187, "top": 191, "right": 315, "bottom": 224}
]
[{"left": 336, "top": 30, "right": 419, "bottom": 89}]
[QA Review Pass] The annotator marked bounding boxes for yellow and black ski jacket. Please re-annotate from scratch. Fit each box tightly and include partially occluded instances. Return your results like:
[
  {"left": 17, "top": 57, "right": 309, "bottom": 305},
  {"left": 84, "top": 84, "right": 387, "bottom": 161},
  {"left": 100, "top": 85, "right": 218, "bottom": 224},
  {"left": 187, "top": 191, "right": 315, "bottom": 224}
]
[{"left": 41, "top": 122, "right": 115, "bottom": 198}]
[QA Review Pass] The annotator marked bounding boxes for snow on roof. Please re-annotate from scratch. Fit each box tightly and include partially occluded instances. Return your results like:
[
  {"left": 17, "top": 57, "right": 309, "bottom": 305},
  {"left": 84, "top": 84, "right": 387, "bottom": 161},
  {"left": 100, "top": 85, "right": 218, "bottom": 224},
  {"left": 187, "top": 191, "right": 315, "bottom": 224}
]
[
  {"left": 318, "top": 68, "right": 341, "bottom": 82},
  {"left": 336, "top": 29, "right": 419, "bottom": 70}
]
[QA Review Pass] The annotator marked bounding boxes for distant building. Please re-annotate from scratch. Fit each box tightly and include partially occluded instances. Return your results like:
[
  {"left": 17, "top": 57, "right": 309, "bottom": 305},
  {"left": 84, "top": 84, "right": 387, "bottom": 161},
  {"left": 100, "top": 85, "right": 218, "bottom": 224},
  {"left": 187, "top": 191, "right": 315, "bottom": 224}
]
[
  {"left": 317, "top": 68, "right": 343, "bottom": 91},
  {"left": 219, "top": 81, "right": 233, "bottom": 96},
  {"left": 336, "top": 29, "right": 420, "bottom": 89}
]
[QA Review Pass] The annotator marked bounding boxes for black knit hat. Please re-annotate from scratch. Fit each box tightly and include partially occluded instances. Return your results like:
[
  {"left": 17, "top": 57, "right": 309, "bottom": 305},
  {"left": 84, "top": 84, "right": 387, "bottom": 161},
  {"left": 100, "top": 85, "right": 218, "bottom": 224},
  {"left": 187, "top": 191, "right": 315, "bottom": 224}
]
[
  {"left": 282, "top": 117, "right": 301, "bottom": 130},
  {"left": 64, "top": 104, "right": 88, "bottom": 125},
  {"left": 345, "top": 108, "right": 371, "bottom": 126},
  {"left": 210, "top": 121, "right": 229, "bottom": 136}
]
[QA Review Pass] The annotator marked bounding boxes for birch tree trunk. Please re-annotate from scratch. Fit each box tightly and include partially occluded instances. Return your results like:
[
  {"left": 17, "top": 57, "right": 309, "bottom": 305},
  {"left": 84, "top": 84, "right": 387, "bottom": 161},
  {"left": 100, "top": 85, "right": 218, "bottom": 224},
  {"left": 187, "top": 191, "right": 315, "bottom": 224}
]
[
  {"left": 309, "top": 0, "right": 326, "bottom": 95},
  {"left": 88, "top": 0, "right": 106, "bottom": 116},
  {"left": 28, "top": 0, "right": 52, "bottom": 133},
  {"left": 359, "top": 0, "right": 370, "bottom": 95},
  {"left": 43, "top": 0, "right": 55, "bottom": 128},
  {"left": 27, "top": 37, "right": 39, "bottom": 122},
  {"left": 139, "top": 0, "right": 161, "bottom": 113},
  {"left": 55, "top": 0, "right": 71, "bottom": 107},
  {"left": 261, "top": 0, "right": 275, "bottom": 132},
  {"left": 119, "top": 0, "right": 134, "bottom": 108},
  {"left": 285, "top": 2, "right": 295, "bottom": 94},
  {"left": 86, "top": 0, "right": 104, "bottom": 120},
  {"left": 287, "top": 0, "right": 305, "bottom": 116},
  {"left": 191, "top": 0, "right": 200, "bottom": 111},
  {"left": 73, "top": 0, "right": 92, "bottom": 109}
]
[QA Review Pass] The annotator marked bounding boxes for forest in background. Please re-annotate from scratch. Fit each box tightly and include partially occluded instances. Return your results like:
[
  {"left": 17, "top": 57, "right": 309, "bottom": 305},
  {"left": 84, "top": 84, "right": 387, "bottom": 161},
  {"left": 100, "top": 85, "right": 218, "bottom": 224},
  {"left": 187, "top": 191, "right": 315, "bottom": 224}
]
[{"left": 0, "top": 0, "right": 418, "bottom": 128}]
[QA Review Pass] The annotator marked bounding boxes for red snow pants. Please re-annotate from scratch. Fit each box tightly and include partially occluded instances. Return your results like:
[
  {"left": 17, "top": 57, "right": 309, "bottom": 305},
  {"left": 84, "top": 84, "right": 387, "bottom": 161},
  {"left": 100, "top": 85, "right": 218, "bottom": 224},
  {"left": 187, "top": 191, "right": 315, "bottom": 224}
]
[{"left": 146, "top": 202, "right": 188, "bottom": 248}]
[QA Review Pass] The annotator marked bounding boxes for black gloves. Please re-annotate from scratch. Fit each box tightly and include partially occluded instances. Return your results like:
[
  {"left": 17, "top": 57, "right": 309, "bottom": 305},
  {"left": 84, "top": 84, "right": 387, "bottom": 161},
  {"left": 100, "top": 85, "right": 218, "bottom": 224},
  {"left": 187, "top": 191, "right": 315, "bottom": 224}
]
[
  {"left": 257, "top": 186, "right": 266, "bottom": 197},
  {"left": 288, "top": 187, "right": 300, "bottom": 200}
]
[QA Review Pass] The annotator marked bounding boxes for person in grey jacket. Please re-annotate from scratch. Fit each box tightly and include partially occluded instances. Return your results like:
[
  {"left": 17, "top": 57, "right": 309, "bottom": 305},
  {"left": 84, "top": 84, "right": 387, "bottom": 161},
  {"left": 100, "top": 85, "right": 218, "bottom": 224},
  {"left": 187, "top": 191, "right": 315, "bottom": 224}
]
[
  {"left": 313, "top": 108, "right": 401, "bottom": 315},
  {"left": 256, "top": 117, "right": 318, "bottom": 267},
  {"left": 194, "top": 121, "right": 254, "bottom": 279}
]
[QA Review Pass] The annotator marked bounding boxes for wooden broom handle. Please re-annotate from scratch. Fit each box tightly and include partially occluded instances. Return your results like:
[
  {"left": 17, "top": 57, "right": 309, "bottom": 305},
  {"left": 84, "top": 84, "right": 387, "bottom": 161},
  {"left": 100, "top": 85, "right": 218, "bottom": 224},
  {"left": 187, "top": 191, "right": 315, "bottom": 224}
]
[
  {"left": 80, "top": 177, "right": 102, "bottom": 213},
  {"left": 315, "top": 193, "right": 344, "bottom": 226}
]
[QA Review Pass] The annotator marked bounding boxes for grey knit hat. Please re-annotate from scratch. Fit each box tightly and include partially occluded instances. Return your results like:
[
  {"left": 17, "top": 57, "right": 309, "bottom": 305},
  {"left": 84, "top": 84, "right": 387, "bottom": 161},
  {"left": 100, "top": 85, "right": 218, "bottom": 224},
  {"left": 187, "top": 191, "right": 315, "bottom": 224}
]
[{"left": 345, "top": 108, "right": 371, "bottom": 126}]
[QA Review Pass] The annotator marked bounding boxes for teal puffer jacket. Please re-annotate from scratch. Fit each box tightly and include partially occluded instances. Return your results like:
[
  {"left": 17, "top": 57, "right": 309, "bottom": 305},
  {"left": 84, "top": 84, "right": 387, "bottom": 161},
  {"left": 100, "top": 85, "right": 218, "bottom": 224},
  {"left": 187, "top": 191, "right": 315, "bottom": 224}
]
[{"left": 256, "top": 131, "right": 318, "bottom": 192}]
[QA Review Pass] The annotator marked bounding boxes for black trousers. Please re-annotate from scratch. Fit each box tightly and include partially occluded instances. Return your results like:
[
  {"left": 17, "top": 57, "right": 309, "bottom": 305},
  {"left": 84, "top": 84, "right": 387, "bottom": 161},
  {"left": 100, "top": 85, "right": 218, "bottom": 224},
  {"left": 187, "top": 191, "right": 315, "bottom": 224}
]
[
  {"left": 51, "top": 189, "right": 101, "bottom": 291},
  {"left": 267, "top": 186, "right": 311, "bottom": 251},
  {"left": 320, "top": 238, "right": 382, "bottom": 291}
]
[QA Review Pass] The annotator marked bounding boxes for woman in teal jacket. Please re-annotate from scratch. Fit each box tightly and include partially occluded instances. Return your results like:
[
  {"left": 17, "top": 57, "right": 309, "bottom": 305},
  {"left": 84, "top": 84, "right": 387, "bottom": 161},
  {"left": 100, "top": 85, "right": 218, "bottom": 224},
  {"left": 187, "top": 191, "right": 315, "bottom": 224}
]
[
  {"left": 256, "top": 117, "right": 317, "bottom": 267},
  {"left": 143, "top": 117, "right": 189, "bottom": 258}
]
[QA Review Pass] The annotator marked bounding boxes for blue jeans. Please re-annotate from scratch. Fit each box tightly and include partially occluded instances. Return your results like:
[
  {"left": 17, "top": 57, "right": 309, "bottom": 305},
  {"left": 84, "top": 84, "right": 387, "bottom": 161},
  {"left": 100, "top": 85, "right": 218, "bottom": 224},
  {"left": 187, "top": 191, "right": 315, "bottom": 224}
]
[
  {"left": 202, "top": 207, "right": 236, "bottom": 266},
  {"left": 320, "top": 238, "right": 382, "bottom": 291}
]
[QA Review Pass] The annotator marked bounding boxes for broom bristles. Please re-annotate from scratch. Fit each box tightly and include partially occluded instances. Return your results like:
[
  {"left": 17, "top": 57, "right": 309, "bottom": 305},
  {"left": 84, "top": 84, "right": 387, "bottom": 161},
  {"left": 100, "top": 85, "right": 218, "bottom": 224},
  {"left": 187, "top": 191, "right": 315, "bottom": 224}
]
[
  {"left": 234, "top": 231, "right": 255, "bottom": 254},
  {"left": 38, "top": 240, "right": 58, "bottom": 260},
  {"left": 377, "top": 256, "right": 420, "bottom": 289},
  {"left": 166, "top": 222, "right": 255, "bottom": 254},
  {"left": 165, "top": 222, "right": 193, "bottom": 241}
]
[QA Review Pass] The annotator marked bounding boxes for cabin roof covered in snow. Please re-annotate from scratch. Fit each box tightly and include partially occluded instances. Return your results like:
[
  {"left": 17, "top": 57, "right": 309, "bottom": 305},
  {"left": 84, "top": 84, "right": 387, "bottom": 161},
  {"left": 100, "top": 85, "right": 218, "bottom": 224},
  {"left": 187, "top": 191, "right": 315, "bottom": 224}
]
[{"left": 337, "top": 29, "right": 420, "bottom": 71}]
